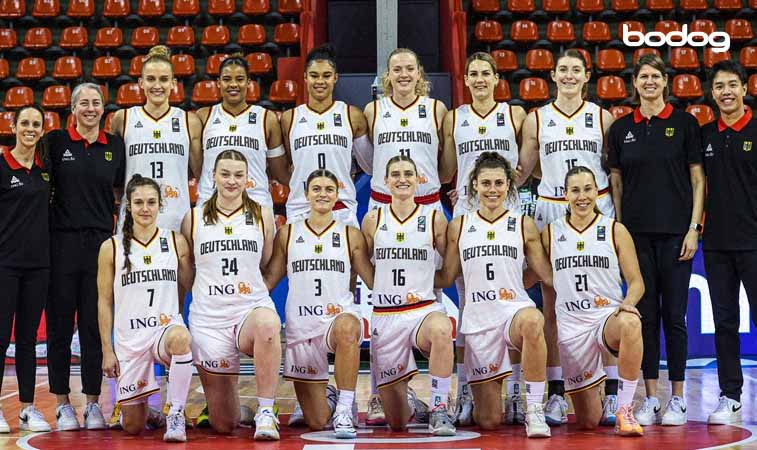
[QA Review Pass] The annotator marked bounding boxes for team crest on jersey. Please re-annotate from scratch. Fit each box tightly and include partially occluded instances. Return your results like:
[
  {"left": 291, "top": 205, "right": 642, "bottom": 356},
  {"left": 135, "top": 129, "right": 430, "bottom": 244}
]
[
  {"left": 418, "top": 104, "right": 427, "bottom": 118},
  {"left": 577, "top": 241, "right": 585, "bottom": 251},
  {"left": 332, "top": 232, "right": 341, "bottom": 248},
  {"left": 224, "top": 226, "right": 233, "bottom": 235},
  {"left": 547, "top": 119, "right": 556, "bottom": 127},
  {"left": 507, "top": 217, "right": 516, "bottom": 232},
  {"left": 487, "top": 231, "right": 496, "bottom": 240},
  {"left": 41, "top": 172, "right": 49, "bottom": 182},
  {"left": 105, "top": 151, "right": 112, "bottom": 161},
  {"left": 135, "top": 121, "right": 143, "bottom": 128},
  {"left": 400, "top": 118, "right": 409, "bottom": 127},
  {"left": 745, "top": 141, "right": 753, "bottom": 152},
  {"left": 245, "top": 209, "right": 255, "bottom": 225},
  {"left": 461, "top": 120, "right": 469, "bottom": 127},
  {"left": 585, "top": 112, "right": 594, "bottom": 128},
  {"left": 333, "top": 113, "right": 342, "bottom": 127},
  {"left": 229, "top": 124, "right": 237, "bottom": 133},
  {"left": 478, "top": 126, "right": 487, "bottom": 135},
  {"left": 213, "top": 117, "right": 222, "bottom": 125},
  {"left": 314, "top": 244, "right": 323, "bottom": 254},
  {"left": 172, "top": 117, "right": 180, "bottom": 132},
  {"left": 317, "top": 121, "right": 325, "bottom": 130},
  {"left": 249, "top": 112, "right": 257, "bottom": 124},
  {"left": 143, "top": 255, "right": 152, "bottom": 265},
  {"left": 160, "top": 237, "right": 169, "bottom": 252},
  {"left": 665, "top": 127, "right": 675, "bottom": 137},
  {"left": 296, "top": 236, "right": 305, "bottom": 243},
  {"left": 418, "top": 216, "right": 426, "bottom": 232},
  {"left": 597, "top": 225, "right": 606, "bottom": 241},
  {"left": 468, "top": 225, "right": 476, "bottom": 232},
  {"left": 396, "top": 232, "right": 405, "bottom": 242},
  {"left": 299, "top": 116, "right": 307, "bottom": 123},
  {"left": 497, "top": 113, "right": 505, "bottom": 126},
  {"left": 153, "top": 130, "right": 161, "bottom": 139},
  {"left": 566, "top": 126, "right": 574, "bottom": 135},
  {"left": 558, "top": 234, "right": 566, "bottom": 242}
]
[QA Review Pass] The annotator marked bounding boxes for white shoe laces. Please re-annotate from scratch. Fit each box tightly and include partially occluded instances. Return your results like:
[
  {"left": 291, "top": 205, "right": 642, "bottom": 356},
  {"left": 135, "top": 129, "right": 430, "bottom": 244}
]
[{"left": 714, "top": 396, "right": 730, "bottom": 413}]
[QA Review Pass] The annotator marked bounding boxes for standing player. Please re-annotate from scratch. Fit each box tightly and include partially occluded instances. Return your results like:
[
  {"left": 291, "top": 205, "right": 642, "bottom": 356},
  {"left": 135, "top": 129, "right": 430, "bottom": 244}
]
[
  {"left": 362, "top": 155, "right": 455, "bottom": 436},
  {"left": 180, "top": 150, "right": 280, "bottom": 440},
  {"left": 439, "top": 52, "right": 526, "bottom": 426},
  {"left": 196, "top": 54, "right": 288, "bottom": 208},
  {"left": 264, "top": 169, "right": 374, "bottom": 438},
  {"left": 518, "top": 49, "right": 617, "bottom": 426},
  {"left": 436, "top": 152, "right": 552, "bottom": 438},
  {"left": 544, "top": 166, "right": 644, "bottom": 436},
  {"left": 110, "top": 45, "right": 203, "bottom": 231},
  {"left": 281, "top": 44, "right": 371, "bottom": 228},
  {"left": 98, "top": 174, "right": 195, "bottom": 442}
]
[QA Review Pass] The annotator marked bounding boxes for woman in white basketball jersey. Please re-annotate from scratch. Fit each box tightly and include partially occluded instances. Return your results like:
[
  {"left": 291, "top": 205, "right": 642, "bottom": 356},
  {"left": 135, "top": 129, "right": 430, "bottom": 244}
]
[
  {"left": 264, "top": 169, "right": 374, "bottom": 438},
  {"left": 361, "top": 155, "right": 455, "bottom": 436},
  {"left": 110, "top": 45, "right": 203, "bottom": 231},
  {"left": 439, "top": 52, "right": 527, "bottom": 426},
  {"left": 542, "top": 166, "right": 643, "bottom": 436},
  {"left": 517, "top": 49, "right": 617, "bottom": 425},
  {"left": 98, "top": 174, "right": 194, "bottom": 442},
  {"left": 280, "top": 44, "right": 371, "bottom": 228},
  {"left": 364, "top": 48, "right": 447, "bottom": 211},
  {"left": 179, "top": 150, "right": 280, "bottom": 441},
  {"left": 436, "top": 152, "right": 552, "bottom": 438},
  {"left": 196, "top": 54, "right": 288, "bottom": 208}
]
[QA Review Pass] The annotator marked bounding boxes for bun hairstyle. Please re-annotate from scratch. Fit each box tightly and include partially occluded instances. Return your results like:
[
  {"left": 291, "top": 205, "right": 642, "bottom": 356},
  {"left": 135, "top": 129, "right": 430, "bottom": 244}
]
[
  {"left": 563, "top": 165, "right": 601, "bottom": 217},
  {"left": 203, "top": 149, "right": 262, "bottom": 227},
  {"left": 385, "top": 154, "right": 418, "bottom": 178},
  {"left": 142, "top": 45, "right": 173, "bottom": 75},
  {"left": 305, "top": 169, "right": 339, "bottom": 193},
  {"left": 380, "top": 48, "right": 431, "bottom": 97},
  {"left": 305, "top": 43, "right": 337, "bottom": 72},
  {"left": 220, "top": 52, "right": 250, "bottom": 75},
  {"left": 122, "top": 174, "right": 162, "bottom": 273},
  {"left": 467, "top": 151, "right": 517, "bottom": 208}
]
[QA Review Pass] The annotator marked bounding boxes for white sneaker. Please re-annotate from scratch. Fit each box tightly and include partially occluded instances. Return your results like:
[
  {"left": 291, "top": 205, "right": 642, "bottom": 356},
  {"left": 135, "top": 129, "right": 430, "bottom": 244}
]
[
  {"left": 333, "top": 409, "right": 357, "bottom": 439},
  {"left": 0, "top": 409, "right": 10, "bottom": 433},
  {"left": 635, "top": 396, "right": 661, "bottom": 426},
  {"left": 83, "top": 402, "right": 107, "bottom": 430},
  {"left": 163, "top": 410, "right": 187, "bottom": 442},
  {"left": 254, "top": 407, "right": 280, "bottom": 441},
  {"left": 407, "top": 387, "right": 430, "bottom": 424},
  {"left": 453, "top": 385, "right": 474, "bottom": 426},
  {"left": 525, "top": 403, "right": 551, "bottom": 438},
  {"left": 429, "top": 405, "right": 456, "bottom": 436},
  {"left": 55, "top": 403, "right": 80, "bottom": 431},
  {"left": 600, "top": 395, "right": 618, "bottom": 426},
  {"left": 287, "top": 402, "right": 306, "bottom": 426},
  {"left": 708, "top": 396, "right": 742, "bottom": 425},
  {"left": 366, "top": 394, "right": 386, "bottom": 426},
  {"left": 543, "top": 394, "right": 568, "bottom": 425},
  {"left": 504, "top": 393, "right": 525, "bottom": 425},
  {"left": 661, "top": 396, "right": 687, "bottom": 426},
  {"left": 20, "top": 405, "right": 52, "bottom": 432}
]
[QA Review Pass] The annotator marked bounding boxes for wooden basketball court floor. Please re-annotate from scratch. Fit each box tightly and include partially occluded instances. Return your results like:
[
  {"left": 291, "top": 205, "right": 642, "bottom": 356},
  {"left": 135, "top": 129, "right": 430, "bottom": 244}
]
[{"left": 1, "top": 365, "right": 755, "bottom": 450}]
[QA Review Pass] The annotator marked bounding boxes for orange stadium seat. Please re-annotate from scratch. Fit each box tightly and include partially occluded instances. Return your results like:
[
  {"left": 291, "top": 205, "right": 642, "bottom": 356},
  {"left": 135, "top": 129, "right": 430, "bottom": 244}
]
[
  {"left": 202, "top": 25, "right": 231, "bottom": 48},
  {"left": 547, "top": 20, "right": 576, "bottom": 43},
  {"left": 131, "top": 27, "right": 160, "bottom": 50},
  {"left": 671, "top": 47, "right": 700, "bottom": 71},
  {"left": 59, "top": 26, "right": 88, "bottom": 51},
  {"left": 65, "top": 114, "right": 75, "bottom": 128},
  {"left": 104, "top": 111, "right": 115, "bottom": 132},
  {"left": 242, "top": 0, "right": 270, "bottom": 15},
  {"left": 238, "top": 24, "right": 266, "bottom": 47},
  {"left": 597, "top": 49, "right": 626, "bottom": 72},
  {"left": 672, "top": 74, "right": 703, "bottom": 99},
  {"left": 278, "top": 0, "right": 302, "bottom": 15},
  {"left": 67, "top": 0, "right": 94, "bottom": 19},
  {"left": 23, "top": 27, "right": 53, "bottom": 50},
  {"left": 690, "top": 19, "right": 717, "bottom": 35},
  {"left": 98, "top": 84, "right": 110, "bottom": 104},
  {"left": 42, "top": 85, "right": 71, "bottom": 109},
  {"left": 137, "top": 0, "right": 165, "bottom": 19},
  {"left": 511, "top": 20, "right": 539, "bottom": 44},
  {"left": 472, "top": 0, "right": 500, "bottom": 14},
  {"left": 169, "top": 83, "right": 185, "bottom": 105},
  {"left": 612, "top": 0, "right": 640, "bottom": 13},
  {"left": 597, "top": 75, "right": 628, "bottom": 101},
  {"left": 509, "top": 0, "right": 536, "bottom": 14},
  {"left": 246, "top": 80, "right": 261, "bottom": 103},
  {"left": 526, "top": 49, "right": 555, "bottom": 71},
  {"left": 686, "top": 104, "right": 715, "bottom": 126},
  {"left": 576, "top": 0, "right": 605, "bottom": 15},
  {"left": 208, "top": 0, "right": 235, "bottom": 16},
  {"left": 53, "top": 55, "right": 82, "bottom": 81},
  {"left": 172, "top": 0, "right": 200, "bottom": 18},
  {"left": 274, "top": 23, "right": 300, "bottom": 46},
  {"left": 491, "top": 49, "right": 518, "bottom": 72},
  {"left": 171, "top": 54, "right": 195, "bottom": 78},
  {"left": 0, "top": 0, "right": 25, "bottom": 19},
  {"left": 647, "top": 0, "right": 674, "bottom": 12},
  {"left": 43, "top": 111, "right": 60, "bottom": 131},
  {"left": 633, "top": 48, "right": 661, "bottom": 65},
  {"left": 704, "top": 48, "right": 730, "bottom": 69},
  {"left": 103, "top": 0, "right": 130, "bottom": 19},
  {"left": 32, "top": 0, "right": 60, "bottom": 18},
  {"left": 270, "top": 181, "right": 289, "bottom": 206},
  {"left": 543, "top": 0, "right": 571, "bottom": 14},
  {"left": 0, "top": 28, "right": 16, "bottom": 51},
  {"left": 741, "top": 46, "right": 757, "bottom": 69},
  {"left": 494, "top": 79, "right": 512, "bottom": 101},
  {"left": 166, "top": 26, "right": 195, "bottom": 48},
  {"left": 247, "top": 52, "right": 273, "bottom": 75},
  {"left": 749, "top": 74, "right": 757, "bottom": 96},
  {"left": 16, "top": 57, "right": 46, "bottom": 82},
  {"left": 714, "top": 0, "right": 742, "bottom": 11},
  {"left": 0, "top": 111, "right": 14, "bottom": 137},
  {"left": 191, "top": 80, "right": 221, "bottom": 105},
  {"left": 475, "top": 20, "right": 503, "bottom": 43},
  {"left": 92, "top": 56, "right": 122, "bottom": 80},
  {"left": 609, "top": 105, "right": 634, "bottom": 119},
  {"left": 269, "top": 80, "right": 298, "bottom": 103},
  {"left": 129, "top": 55, "right": 148, "bottom": 77},
  {"left": 95, "top": 27, "right": 123, "bottom": 50},
  {"left": 680, "top": 0, "right": 708, "bottom": 12},
  {"left": 618, "top": 21, "right": 645, "bottom": 39},
  {"left": 655, "top": 20, "right": 682, "bottom": 34},
  {"left": 117, "top": 83, "right": 146, "bottom": 107},
  {"left": 519, "top": 77, "right": 549, "bottom": 102},
  {"left": 583, "top": 21, "right": 611, "bottom": 45},
  {"left": 206, "top": 53, "right": 229, "bottom": 76},
  {"left": 0, "top": 58, "right": 8, "bottom": 79},
  {"left": 4, "top": 86, "right": 34, "bottom": 109},
  {"left": 725, "top": 19, "right": 754, "bottom": 42}
]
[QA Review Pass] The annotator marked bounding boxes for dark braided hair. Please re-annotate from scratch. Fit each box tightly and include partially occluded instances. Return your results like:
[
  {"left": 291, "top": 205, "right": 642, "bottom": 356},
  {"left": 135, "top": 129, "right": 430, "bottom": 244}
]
[
  {"left": 203, "top": 150, "right": 262, "bottom": 226},
  {"left": 563, "top": 165, "right": 601, "bottom": 217},
  {"left": 305, "top": 43, "right": 337, "bottom": 72},
  {"left": 219, "top": 52, "right": 250, "bottom": 75},
  {"left": 467, "top": 151, "right": 517, "bottom": 209},
  {"left": 122, "top": 174, "right": 162, "bottom": 273}
]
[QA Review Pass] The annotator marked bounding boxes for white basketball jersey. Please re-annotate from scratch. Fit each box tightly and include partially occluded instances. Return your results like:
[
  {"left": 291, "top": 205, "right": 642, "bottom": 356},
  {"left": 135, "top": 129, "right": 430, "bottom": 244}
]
[
  {"left": 287, "top": 102, "right": 356, "bottom": 218},
  {"left": 371, "top": 96, "right": 440, "bottom": 196},
  {"left": 285, "top": 219, "right": 357, "bottom": 343},
  {"left": 372, "top": 204, "right": 436, "bottom": 307},
  {"left": 536, "top": 101, "right": 608, "bottom": 199},
  {"left": 198, "top": 104, "right": 272, "bottom": 208},
  {"left": 549, "top": 214, "right": 622, "bottom": 339},
  {"left": 189, "top": 205, "right": 270, "bottom": 328},
  {"left": 453, "top": 103, "right": 519, "bottom": 210},
  {"left": 122, "top": 106, "right": 191, "bottom": 231},
  {"left": 112, "top": 229, "right": 179, "bottom": 355},
  {"left": 458, "top": 211, "right": 532, "bottom": 333}
]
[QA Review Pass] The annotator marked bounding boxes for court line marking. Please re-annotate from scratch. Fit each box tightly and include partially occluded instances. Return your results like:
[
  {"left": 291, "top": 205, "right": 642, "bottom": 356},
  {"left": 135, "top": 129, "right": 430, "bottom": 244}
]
[
  {"left": 700, "top": 423, "right": 757, "bottom": 450},
  {"left": 0, "top": 382, "right": 47, "bottom": 401},
  {"left": 300, "top": 429, "right": 481, "bottom": 444}
]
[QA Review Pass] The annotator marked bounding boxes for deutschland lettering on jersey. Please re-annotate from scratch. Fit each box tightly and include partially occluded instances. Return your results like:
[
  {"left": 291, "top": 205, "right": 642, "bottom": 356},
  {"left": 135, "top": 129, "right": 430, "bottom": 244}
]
[
  {"left": 121, "top": 269, "right": 177, "bottom": 287},
  {"left": 199, "top": 239, "right": 259, "bottom": 255},
  {"left": 128, "top": 142, "right": 186, "bottom": 156},
  {"left": 554, "top": 254, "right": 611, "bottom": 271},
  {"left": 376, "top": 131, "right": 433, "bottom": 145},
  {"left": 293, "top": 134, "right": 349, "bottom": 151},
  {"left": 457, "top": 139, "right": 510, "bottom": 156},
  {"left": 543, "top": 140, "right": 598, "bottom": 155},
  {"left": 291, "top": 258, "right": 346, "bottom": 273},
  {"left": 205, "top": 135, "right": 260, "bottom": 151},
  {"left": 462, "top": 244, "right": 518, "bottom": 261},
  {"left": 374, "top": 247, "right": 428, "bottom": 260}
]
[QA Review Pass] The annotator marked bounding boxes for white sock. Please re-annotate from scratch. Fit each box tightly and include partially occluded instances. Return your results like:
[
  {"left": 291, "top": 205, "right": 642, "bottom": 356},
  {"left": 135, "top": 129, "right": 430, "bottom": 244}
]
[
  {"left": 167, "top": 351, "right": 193, "bottom": 413},
  {"left": 336, "top": 389, "right": 355, "bottom": 414},
  {"left": 617, "top": 376, "right": 638, "bottom": 408},
  {"left": 456, "top": 363, "right": 468, "bottom": 394},
  {"left": 507, "top": 364, "right": 522, "bottom": 396},
  {"left": 257, "top": 397, "right": 275, "bottom": 413},
  {"left": 430, "top": 376, "right": 452, "bottom": 409},
  {"left": 605, "top": 365, "right": 618, "bottom": 381},
  {"left": 546, "top": 366, "right": 562, "bottom": 381},
  {"left": 525, "top": 380, "right": 545, "bottom": 407}
]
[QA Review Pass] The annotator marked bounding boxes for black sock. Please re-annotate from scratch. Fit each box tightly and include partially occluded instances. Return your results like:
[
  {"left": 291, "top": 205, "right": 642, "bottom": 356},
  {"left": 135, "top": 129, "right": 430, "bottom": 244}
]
[
  {"left": 548, "top": 380, "right": 565, "bottom": 398},
  {"left": 605, "top": 379, "right": 619, "bottom": 396}
]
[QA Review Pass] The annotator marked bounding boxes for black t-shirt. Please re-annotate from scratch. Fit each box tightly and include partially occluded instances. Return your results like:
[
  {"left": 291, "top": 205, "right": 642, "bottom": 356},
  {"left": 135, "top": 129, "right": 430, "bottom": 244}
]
[
  {"left": 0, "top": 149, "right": 50, "bottom": 268},
  {"left": 47, "top": 127, "right": 125, "bottom": 233},
  {"left": 702, "top": 109, "right": 757, "bottom": 251},
  {"left": 608, "top": 103, "right": 702, "bottom": 234}
]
